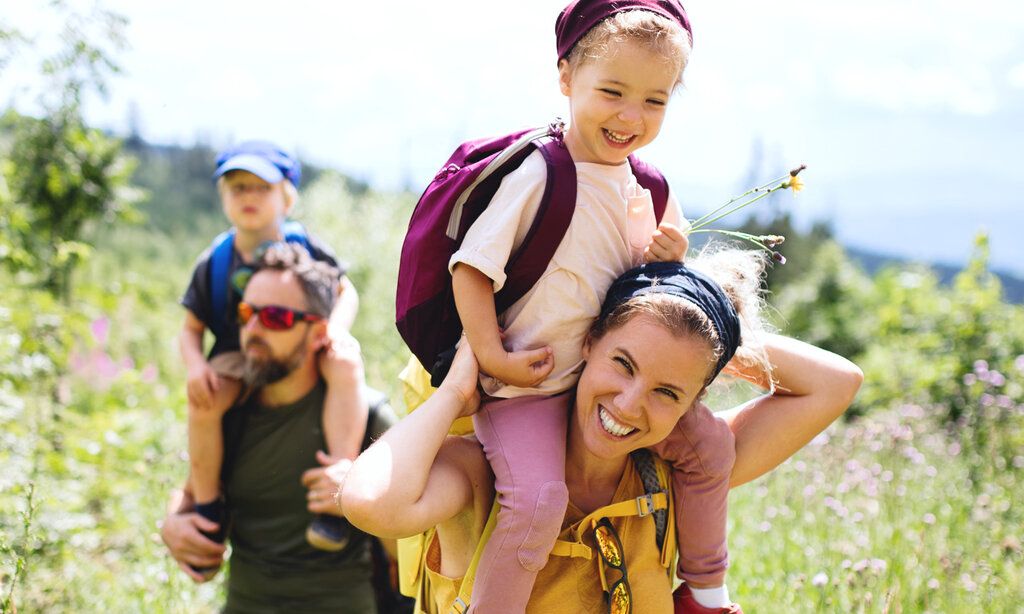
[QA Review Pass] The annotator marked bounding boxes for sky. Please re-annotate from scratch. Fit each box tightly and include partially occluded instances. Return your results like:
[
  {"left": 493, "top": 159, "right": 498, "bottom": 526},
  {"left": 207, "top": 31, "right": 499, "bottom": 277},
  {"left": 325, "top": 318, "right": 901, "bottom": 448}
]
[{"left": 3, "top": 0, "right": 1023, "bottom": 274}]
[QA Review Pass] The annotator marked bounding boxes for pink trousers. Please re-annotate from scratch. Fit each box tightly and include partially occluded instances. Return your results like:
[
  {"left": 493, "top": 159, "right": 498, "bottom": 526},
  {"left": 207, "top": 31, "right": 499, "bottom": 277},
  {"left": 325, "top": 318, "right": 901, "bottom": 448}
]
[
  {"left": 470, "top": 396, "right": 734, "bottom": 613},
  {"left": 469, "top": 394, "right": 570, "bottom": 614}
]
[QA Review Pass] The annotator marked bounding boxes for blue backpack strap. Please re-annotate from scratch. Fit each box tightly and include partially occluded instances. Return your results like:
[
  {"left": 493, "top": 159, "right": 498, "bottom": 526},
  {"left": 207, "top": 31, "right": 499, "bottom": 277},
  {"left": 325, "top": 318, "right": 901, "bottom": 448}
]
[
  {"left": 494, "top": 136, "right": 578, "bottom": 313},
  {"left": 281, "top": 219, "right": 311, "bottom": 252},
  {"left": 208, "top": 228, "right": 236, "bottom": 341},
  {"left": 629, "top": 155, "right": 670, "bottom": 224}
]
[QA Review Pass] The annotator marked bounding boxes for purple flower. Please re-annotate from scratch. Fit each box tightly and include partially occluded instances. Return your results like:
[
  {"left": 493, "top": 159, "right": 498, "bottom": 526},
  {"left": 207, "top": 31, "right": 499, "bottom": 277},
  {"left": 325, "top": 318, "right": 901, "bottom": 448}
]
[
  {"left": 989, "top": 371, "right": 1006, "bottom": 387},
  {"left": 963, "top": 373, "right": 977, "bottom": 386},
  {"left": 811, "top": 572, "right": 828, "bottom": 587},
  {"left": 974, "top": 359, "right": 989, "bottom": 373},
  {"left": 91, "top": 317, "right": 110, "bottom": 346}
]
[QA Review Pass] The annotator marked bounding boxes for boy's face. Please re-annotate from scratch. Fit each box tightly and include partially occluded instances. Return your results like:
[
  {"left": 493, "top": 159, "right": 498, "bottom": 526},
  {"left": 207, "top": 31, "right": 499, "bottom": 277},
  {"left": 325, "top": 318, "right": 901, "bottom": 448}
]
[
  {"left": 558, "top": 40, "right": 677, "bottom": 165},
  {"left": 219, "top": 170, "right": 291, "bottom": 234}
]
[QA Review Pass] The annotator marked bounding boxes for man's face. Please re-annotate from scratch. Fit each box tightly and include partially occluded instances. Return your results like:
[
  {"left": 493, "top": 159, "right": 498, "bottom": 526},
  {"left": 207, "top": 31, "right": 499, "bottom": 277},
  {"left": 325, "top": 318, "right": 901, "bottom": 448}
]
[{"left": 238, "top": 269, "right": 321, "bottom": 388}]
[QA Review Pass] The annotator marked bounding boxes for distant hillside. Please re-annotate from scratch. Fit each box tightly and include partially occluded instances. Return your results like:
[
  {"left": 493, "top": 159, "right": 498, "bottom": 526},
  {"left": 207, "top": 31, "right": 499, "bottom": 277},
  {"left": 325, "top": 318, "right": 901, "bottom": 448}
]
[{"left": 847, "top": 246, "right": 1024, "bottom": 304}]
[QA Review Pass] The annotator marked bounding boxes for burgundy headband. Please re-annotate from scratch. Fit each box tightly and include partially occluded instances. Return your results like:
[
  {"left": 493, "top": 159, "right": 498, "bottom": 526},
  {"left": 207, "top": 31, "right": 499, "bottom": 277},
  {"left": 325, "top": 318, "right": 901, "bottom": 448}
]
[{"left": 555, "top": 0, "right": 692, "bottom": 61}]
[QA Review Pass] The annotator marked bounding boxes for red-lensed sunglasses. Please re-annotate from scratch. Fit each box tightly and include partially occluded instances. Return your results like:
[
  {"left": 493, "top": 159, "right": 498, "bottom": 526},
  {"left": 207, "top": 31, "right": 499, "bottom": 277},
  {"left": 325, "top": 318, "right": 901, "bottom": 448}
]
[{"left": 237, "top": 301, "right": 324, "bottom": 331}]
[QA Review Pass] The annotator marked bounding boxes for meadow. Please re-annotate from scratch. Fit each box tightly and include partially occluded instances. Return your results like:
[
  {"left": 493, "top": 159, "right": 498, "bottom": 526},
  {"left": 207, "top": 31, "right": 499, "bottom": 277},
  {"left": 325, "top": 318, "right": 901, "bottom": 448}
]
[{"left": 1, "top": 172, "right": 1022, "bottom": 613}]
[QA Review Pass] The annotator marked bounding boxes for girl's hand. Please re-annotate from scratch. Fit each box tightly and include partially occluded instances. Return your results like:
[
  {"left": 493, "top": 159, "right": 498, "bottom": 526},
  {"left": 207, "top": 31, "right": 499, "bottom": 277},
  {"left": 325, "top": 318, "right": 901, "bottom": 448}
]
[
  {"left": 440, "top": 342, "right": 482, "bottom": 417},
  {"left": 644, "top": 221, "right": 689, "bottom": 263},
  {"left": 478, "top": 344, "right": 555, "bottom": 390}
]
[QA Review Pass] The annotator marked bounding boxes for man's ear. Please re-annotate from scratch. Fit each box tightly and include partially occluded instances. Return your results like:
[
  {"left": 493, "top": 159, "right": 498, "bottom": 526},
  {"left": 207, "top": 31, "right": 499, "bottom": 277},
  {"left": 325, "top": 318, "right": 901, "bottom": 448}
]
[
  {"left": 311, "top": 320, "right": 329, "bottom": 351},
  {"left": 581, "top": 334, "right": 592, "bottom": 361}
]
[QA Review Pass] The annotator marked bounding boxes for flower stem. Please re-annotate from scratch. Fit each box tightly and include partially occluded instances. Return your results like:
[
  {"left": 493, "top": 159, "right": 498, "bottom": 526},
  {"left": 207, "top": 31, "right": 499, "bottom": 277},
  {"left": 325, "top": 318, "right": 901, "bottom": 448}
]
[
  {"left": 690, "top": 185, "right": 783, "bottom": 231},
  {"left": 687, "top": 173, "right": 789, "bottom": 229}
]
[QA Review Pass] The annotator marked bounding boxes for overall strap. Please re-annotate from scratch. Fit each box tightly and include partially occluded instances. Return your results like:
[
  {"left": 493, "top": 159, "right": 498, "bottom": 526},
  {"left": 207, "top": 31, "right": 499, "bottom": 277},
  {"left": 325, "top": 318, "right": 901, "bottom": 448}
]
[{"left": 450, "top": 502, "right": 500, "bottom": 614}]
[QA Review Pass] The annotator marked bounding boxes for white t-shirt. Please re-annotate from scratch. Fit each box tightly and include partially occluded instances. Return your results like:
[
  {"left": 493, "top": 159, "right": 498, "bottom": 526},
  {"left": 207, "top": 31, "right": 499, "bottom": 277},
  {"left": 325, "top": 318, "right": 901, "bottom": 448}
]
[{"left": 449, "top": 150, "right": 683, "bottom": 397}]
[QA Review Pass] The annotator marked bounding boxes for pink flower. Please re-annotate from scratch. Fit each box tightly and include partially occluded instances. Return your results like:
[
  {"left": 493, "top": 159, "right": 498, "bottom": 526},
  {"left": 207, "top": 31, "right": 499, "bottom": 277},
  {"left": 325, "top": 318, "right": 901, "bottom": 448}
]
[{"left": 91, "top": 317, "right": 110, "bottom": 346}]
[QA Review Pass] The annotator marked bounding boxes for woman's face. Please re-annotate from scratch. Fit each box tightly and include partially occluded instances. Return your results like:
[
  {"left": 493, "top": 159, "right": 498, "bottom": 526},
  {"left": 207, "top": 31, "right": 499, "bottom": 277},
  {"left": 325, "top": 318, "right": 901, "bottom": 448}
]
[{"left": 575, "top": 314, "right": 714, "bottom": 459}]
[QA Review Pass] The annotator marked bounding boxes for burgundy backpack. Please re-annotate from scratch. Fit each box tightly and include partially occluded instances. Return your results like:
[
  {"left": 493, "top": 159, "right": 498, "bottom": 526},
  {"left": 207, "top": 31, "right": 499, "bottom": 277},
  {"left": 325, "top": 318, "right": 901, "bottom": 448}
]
[{"left": 396, "top": 122, "right": 669, "bottom": 384}]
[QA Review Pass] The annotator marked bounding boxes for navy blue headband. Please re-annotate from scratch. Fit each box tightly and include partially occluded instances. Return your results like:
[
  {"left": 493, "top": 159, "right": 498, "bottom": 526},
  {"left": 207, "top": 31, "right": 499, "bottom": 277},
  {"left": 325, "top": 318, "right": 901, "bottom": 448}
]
[{"left": 599, "top": 261, "right": 741, "bottom": 378}]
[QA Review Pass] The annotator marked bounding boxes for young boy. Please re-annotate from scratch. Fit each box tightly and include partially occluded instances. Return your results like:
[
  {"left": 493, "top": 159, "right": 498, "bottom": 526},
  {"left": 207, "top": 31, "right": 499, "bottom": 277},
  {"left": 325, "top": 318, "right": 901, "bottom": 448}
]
[{"left": 179, "top": 141, "right": 366, "bottom": 575}]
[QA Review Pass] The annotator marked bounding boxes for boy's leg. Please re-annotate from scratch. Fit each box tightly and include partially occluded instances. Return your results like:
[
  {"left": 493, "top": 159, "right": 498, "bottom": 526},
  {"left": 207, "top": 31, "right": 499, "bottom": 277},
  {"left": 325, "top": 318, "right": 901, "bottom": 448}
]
[
  {"left": 469, "top": 394, "right": 570, "bottom": 614},
  {"left": 186, "top": 353, "right": 243, "bottom": 579},
  {"left": 650, "top": 402, "right": 735, "bottom": 590},
  {"left": 308, "top": 335, "right": 368, "bottom": 551}
]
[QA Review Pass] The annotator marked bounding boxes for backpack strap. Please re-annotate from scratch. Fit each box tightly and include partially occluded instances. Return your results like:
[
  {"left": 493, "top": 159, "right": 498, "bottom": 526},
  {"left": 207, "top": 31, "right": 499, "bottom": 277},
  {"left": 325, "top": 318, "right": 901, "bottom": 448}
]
[
  {"left": 493, "top": 137, "right": 577, "bottom": 314},
  {"left": 628, "top": 155, "right": 670, "bottom": 224},
  {"left": 208, "top": 228, "right": 236, "bottom": 341},
  {"left": 446, "top": 452, "right": 672, "bottom": 612},
  {"left": 206, "top": 221, "right": 311, "bottom": 341}
]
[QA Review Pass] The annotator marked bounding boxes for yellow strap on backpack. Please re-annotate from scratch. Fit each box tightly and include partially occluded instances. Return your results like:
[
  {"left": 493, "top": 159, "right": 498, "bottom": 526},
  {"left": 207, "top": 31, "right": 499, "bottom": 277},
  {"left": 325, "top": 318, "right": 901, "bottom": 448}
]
[{"left": 399, "top": 355, "right": 474, "bottom": 436}]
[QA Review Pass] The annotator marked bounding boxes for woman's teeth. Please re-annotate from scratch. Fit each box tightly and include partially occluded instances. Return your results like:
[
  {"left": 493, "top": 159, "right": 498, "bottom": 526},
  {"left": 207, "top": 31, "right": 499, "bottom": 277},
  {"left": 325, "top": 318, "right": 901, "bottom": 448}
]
[
  {"left": 603, "top": 129, "right": 633, "bottom": 144},
  {"left": 599, "top": 407, "right": 636, "bottom": 437}
]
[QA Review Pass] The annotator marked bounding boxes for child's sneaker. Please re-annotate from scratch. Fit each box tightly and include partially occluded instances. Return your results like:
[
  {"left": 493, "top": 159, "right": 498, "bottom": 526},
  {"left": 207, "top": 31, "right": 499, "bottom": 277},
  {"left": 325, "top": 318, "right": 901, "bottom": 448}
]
[
  {"left": 672, "top": 584, "right": 743, "bottom": 614},
  {"left": 306, "top": 514, "right": 351, "bottom": 552},
  {"left": 192, "top": 497, "right": 227, "bottom": 580}
]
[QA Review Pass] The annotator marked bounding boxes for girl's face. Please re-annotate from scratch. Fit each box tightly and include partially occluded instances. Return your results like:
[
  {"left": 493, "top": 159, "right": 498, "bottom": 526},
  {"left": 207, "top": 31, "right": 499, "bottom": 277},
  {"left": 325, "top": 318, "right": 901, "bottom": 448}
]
[
  {"left": 558, "top": 39, "right": 678, "bottom": 165},
  {"left": 220, "top": 170, "right": 291, "bottom": 234},
  {"left": 574, "top": 314, "right": 714, "bottom": 460}
]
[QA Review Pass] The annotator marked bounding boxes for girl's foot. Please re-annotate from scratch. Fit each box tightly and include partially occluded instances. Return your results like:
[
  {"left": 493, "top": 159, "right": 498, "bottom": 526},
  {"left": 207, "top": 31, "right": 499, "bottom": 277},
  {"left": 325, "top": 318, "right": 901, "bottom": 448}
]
[{"left": 673, "top": 584, "right": 743, "bottom": 614}]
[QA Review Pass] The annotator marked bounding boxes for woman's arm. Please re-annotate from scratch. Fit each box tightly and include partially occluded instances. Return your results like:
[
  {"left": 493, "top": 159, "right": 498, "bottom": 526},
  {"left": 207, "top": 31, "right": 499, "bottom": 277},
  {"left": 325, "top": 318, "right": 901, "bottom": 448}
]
[
  {"left": 722, "top": 333, "right": 863, "bottom": 488},
  {"left": 342, "top": 345, "right": 484, "bottom": 539}
]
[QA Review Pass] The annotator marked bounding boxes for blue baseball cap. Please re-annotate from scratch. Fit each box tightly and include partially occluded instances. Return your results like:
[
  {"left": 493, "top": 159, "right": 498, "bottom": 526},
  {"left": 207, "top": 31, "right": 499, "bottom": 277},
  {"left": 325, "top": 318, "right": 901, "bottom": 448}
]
[{"left": 213, "top": 140, "right": 302, "bottom": 187}]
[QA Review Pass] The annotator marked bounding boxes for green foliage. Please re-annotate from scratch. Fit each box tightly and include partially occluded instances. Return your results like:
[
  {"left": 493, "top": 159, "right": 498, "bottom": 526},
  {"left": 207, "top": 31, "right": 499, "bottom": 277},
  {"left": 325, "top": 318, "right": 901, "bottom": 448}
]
[{"left": 0, "top": 3, "right": 139, "bottom": 299}]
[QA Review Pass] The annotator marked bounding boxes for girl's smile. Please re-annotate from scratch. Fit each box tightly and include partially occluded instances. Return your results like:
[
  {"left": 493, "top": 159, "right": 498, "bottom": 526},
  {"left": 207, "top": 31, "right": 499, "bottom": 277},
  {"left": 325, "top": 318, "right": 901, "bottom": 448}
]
[{"left": 558, "top": 39, "right": 679, "bottom": 165}]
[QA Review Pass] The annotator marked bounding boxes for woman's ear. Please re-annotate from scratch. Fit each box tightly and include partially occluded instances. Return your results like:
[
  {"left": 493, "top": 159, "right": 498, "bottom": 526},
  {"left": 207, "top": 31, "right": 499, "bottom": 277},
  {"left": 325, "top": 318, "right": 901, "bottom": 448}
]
[
  {"left": 557, "top": 59, "right": 573, "bottom": 96},
  {"left": 581, "top": 334, "right": 592, "bottom": 361}
]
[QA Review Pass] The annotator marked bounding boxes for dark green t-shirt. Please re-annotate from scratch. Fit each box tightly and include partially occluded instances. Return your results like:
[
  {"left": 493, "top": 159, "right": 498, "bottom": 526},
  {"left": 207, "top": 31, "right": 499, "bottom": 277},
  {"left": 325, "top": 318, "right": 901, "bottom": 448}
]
[{"left": 221, "top": 382, "right": 387, "bottom": 613}]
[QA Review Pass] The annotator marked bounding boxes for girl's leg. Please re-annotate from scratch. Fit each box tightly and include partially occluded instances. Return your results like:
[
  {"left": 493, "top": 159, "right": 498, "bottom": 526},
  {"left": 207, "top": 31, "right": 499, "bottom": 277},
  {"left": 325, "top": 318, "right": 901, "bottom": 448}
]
[
  {"left": 469, "top": 394, "right": 571, "bottom": 614},
  {"left": 650, "top": 401, "right": 734, "bottom": 589}
]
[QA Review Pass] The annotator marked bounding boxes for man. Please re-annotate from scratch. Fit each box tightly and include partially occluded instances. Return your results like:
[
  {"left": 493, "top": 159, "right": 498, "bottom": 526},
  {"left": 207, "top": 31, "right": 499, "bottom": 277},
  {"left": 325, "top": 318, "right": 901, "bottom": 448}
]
[{"left": 161, "top": 243, "right": 399, "bottom": 613}]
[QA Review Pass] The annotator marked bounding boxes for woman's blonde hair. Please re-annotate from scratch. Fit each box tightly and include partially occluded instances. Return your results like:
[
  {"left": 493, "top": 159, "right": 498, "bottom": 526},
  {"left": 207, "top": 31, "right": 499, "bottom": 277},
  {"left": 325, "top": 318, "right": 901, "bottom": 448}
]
[
  {"left": 589, "top": 245, "right": 773, "bottom": 389},
  {"left": 564, "top": 10, "right": 691, "bottom": 88}
]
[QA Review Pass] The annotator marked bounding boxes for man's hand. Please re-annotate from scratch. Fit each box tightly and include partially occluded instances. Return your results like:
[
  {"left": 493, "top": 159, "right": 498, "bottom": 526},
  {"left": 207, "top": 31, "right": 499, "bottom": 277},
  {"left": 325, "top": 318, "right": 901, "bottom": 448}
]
[
  {"left": 302, "top": 451, "right": 352, "bottom": 517},
  {"left": 186, "top": 361, "right": 220, "bottom": 411},
  {"left": 160, "top": 511, "right": 226, "bottom": 583},
  {"left": 644, "top": 221, "right": 690, "bottom": 263}
]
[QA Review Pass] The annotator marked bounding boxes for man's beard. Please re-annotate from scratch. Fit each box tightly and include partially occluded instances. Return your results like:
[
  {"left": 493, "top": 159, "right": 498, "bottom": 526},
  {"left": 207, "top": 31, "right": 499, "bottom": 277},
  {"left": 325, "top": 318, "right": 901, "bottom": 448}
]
[{"left": 241, "top": 335, "right": 308, "bottom": 389}]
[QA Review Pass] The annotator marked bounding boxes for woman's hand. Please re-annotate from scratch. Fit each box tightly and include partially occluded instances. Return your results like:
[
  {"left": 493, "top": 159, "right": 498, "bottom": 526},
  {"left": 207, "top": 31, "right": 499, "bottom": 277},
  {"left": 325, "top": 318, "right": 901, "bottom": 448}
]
[{"left": 439, "top": 341, "right": 482, "bottom": 418}]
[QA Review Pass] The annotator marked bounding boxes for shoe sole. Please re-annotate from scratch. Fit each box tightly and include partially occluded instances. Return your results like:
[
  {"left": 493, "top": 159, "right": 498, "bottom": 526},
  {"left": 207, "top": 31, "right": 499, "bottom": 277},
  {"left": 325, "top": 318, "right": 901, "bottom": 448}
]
[{"left": 305, "top": 525, "right": 349, "bottom": 552}]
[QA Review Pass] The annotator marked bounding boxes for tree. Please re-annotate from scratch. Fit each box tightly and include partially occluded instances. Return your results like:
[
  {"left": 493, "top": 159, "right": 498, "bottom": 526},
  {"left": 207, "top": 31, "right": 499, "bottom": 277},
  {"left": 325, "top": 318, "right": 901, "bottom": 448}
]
[{"left": 0, "top": 2, "right": 139, "bottom": 299}]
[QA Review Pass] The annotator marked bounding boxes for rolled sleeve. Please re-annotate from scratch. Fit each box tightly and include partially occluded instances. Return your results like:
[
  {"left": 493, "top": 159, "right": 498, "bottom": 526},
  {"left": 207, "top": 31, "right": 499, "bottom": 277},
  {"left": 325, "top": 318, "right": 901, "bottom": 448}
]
[{"left": 448, "top": 151, "right": 548, "bottom": 293}]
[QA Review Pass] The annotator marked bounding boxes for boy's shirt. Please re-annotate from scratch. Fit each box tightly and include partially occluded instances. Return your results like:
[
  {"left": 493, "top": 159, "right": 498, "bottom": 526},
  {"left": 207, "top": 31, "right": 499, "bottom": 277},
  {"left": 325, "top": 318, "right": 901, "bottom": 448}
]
[{"left": 180, "top": 232, "right": 346, "bottom": 358}]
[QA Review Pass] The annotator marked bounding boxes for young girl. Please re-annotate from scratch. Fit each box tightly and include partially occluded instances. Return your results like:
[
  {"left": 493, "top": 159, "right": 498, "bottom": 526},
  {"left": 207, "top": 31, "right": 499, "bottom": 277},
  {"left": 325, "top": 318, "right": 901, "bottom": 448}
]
[{"left": 448, "top": 1, "right": 744, "bottom": 612}]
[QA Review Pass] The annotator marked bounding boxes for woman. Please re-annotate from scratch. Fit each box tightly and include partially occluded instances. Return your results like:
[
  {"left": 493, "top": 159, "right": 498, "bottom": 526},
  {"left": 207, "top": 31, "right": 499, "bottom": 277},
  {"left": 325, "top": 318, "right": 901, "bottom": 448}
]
[{"left": 343, "top": 253, "right": 862, "bottom": 613}]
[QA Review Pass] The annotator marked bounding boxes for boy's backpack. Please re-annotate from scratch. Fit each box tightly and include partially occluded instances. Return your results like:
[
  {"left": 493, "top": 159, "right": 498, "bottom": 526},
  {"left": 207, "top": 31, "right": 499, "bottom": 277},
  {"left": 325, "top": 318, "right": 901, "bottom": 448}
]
[
  {"left": 207, "top": 220, "right": 312, "bottom": 341},
  {"left": 395, "top": 122, "right": 670, "bottom": 384}
]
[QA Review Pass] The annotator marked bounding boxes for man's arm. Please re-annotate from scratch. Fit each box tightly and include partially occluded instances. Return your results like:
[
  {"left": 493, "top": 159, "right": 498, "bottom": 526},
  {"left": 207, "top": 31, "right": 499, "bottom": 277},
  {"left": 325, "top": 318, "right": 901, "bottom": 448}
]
[{"left": 160, "top": 483, "right": 227, "bottom": 583}]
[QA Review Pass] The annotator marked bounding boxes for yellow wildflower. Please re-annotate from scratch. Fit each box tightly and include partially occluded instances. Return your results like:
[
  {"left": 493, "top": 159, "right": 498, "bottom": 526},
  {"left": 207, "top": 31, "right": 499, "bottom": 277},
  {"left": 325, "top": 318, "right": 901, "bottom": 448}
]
[{"left": 786, "top": 174, "right": 804, "bottom": 194}]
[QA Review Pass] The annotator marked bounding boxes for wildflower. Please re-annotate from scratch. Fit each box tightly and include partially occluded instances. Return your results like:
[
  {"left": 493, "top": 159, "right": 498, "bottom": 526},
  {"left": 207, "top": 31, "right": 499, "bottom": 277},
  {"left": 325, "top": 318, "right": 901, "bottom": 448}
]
[
  {"left": 923, "top": 513, "right": 936, "bottom": 525},
  {"left": 973, "top": 359, "right": 989, "bottom": 373},
  {"left": 926, "top": 578, "right": 940, "bottom": 590},
  {"left": 783, "top": 173, "right": 805, "bottom": 193},
  {"left": 811, "top": 572, "right": 829, "bottom": 587},
  {"left": 989, "top": 371, "right": 1006, "bottom": 387},
  {"left": 962, "top": 373, "right": 977, "bottom": 386},
  {"left": 1015, "top": 355, "right": 1024, "bottom": 372},
  {"left": 772, "top": 251, "right": 787, "bottom": 265}
]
